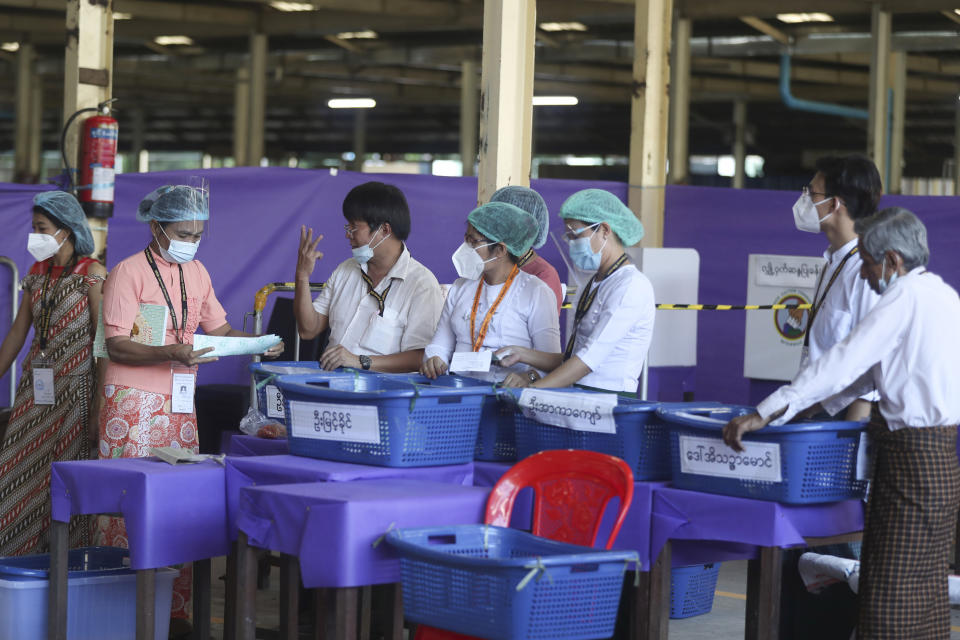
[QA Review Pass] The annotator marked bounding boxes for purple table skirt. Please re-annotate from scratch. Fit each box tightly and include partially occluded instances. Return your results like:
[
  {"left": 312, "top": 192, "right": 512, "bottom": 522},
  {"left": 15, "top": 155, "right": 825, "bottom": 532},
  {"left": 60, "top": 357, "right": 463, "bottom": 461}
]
[
  {"left": 237, "top": 479, "right": 489, "bottom": 588},
  {"left": 50, "top": 458, "right": 230, "bottom": 569},
  {"left": 227, "top": 433, "right": 290, "bottom": 456},
  {"left": 225, "top": 455, "right": 474, "bottom": 539},
  {"left": 650, "top": 487, "right": 865, "bottom": 564}
]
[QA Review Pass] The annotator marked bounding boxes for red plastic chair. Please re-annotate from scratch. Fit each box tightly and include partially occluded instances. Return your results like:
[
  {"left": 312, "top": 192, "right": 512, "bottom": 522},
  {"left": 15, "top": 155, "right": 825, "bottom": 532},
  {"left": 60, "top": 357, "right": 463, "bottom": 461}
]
[{"left": 415, "top": 449, "right": 635, "bottom": 640}]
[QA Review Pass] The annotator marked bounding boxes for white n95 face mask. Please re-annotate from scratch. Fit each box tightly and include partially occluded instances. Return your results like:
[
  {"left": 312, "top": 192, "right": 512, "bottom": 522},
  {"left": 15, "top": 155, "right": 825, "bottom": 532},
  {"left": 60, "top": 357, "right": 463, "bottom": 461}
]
[
  {"left": 452, "top": 241, "right": 496, "bottom": 280},
  {"left": 792, "top": 193, "right": 833, "bottom": 233},
  {"left": 27, "top": 230, "right": 65, "bottom": 262}
]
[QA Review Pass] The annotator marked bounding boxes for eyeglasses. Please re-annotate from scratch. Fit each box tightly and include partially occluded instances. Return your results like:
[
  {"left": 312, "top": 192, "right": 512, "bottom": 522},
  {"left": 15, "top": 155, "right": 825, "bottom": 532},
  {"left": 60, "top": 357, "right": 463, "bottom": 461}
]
[
  {"left": 802, "top": 185, "right": 829, "bottom": 199},
  {"left": 343, "top": 224, "right": 366, "bottom": 237},
  {"left": 463, "top": 233, "right": 493, "bottom": 249},
  {"left": 562, "top": 223, "right": 599, "bottom": 242}
]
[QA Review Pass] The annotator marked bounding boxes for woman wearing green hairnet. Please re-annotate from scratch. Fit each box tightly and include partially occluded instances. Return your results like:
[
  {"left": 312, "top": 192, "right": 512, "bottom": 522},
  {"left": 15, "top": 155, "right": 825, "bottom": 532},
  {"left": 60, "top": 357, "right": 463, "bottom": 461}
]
[
  {"left": 0, "top": 191, "right": 106, "bottom": 555},
  {"left": 421, "top": 202, "right": 560, "bottom": 383},
  {"left": 498, "top": 189, "right": 655, "bottom": 394}
]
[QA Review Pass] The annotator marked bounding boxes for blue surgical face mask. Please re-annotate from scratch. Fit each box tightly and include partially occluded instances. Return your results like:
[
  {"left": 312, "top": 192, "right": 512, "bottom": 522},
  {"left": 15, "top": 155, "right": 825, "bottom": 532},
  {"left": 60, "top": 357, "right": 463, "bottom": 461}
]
[
  {"left": 352, "top": 225, "right": 389, "bottom": 265},
  {"left": 157, "top": 226, "right": 199, "bottom": 263},
  {"left": 566, "top": 223, "right": 606, "bottom": 271},
  {"left": 877, "top": 256, "right": 898, "bottom": 293}
]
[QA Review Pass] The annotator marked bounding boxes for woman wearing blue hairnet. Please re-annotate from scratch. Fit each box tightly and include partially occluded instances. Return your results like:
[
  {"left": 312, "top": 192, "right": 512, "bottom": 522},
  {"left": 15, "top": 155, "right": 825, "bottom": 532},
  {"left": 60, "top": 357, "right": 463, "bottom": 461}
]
[
  {"left": 421, "top": 202, "right": 560, "bottom": 383},
  {"left": 0, "top": 191, "right": 106, "bottom": 555},
  {"left": 497, "top": 189, "right": 656, "bottom": 394}
]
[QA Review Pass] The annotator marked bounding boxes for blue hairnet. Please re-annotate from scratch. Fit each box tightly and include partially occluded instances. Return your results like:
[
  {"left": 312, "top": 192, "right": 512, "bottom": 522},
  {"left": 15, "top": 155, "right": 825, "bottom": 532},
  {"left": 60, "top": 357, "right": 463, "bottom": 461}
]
[
  {"left": 33, "top": 191, "right": 95, "bottom": 256},
  {"left": 467, "top": 202, "right": 539, "bottom": 257},
  {"left": 490, "top": 186, "right": 549, "bottom": 250},
  {"left": 560, "top": 189, "right": 644, "bottom": 246},
  {"left": 136, "top": 185, "right": 210, "bottom": 223}
]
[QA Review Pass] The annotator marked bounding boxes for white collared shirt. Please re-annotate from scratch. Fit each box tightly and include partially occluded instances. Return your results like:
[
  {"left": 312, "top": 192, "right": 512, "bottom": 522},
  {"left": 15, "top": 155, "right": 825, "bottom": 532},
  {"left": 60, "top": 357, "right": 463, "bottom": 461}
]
[
  {"left": 312, "top": 246, "right": 444, "bottom": 356},
  {"left": 424, "top": 270, "right": 560, "bottom": 383},
  {"left": 570, "top": 264, "right": 655, "bottom": 393},
  {"left": 758, "top": 268, "right": 960, "bottom": 430}
]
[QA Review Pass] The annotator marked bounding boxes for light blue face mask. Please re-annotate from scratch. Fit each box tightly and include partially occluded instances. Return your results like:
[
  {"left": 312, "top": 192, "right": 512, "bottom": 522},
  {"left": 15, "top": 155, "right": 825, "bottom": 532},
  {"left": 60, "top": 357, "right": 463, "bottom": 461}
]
[
  {"left": 352, "top": 225, "right": 389, "bottom": 265},
  {"left": 566, "top": 223, "right": 606, "bottom": 271},
  {"left": 157, "top": 225, "right": 199, "bottom": 264},
  {"left": 877, "top": 256, "right": 898, "bottom": 293}
]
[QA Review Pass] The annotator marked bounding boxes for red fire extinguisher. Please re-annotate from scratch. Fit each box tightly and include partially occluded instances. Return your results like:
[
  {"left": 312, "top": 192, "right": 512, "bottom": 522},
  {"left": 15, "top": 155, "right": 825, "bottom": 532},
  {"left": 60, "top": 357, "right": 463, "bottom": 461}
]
[{"left": 61, "top": 98, "right": 118, "bottom": 218}]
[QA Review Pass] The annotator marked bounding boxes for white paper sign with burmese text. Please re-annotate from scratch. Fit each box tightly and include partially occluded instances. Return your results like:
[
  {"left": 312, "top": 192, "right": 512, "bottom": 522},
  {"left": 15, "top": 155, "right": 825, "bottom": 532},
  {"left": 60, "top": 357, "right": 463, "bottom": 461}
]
[
  {"left": 518, "top": 389, "right": 618, "bottom": 434},
  {"left": 264, "top": 384, "right": 285, "bottom": 419},
  {"left": 678, "top": 434, "right": 782, "bottom": 483},
  {"left": 449, "top": 350, "right": 492, "bottom": 374},
  {"left": 288, "top": 400, "right": 381, "bottom": 444}
]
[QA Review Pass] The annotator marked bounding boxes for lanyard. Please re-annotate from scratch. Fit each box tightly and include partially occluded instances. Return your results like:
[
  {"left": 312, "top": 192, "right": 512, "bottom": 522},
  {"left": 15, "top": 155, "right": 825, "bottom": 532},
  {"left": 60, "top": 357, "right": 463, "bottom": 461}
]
[
  {"left": 37, "top": 258, "right": 75, "bottom": 352},
  {"left": 803, "top": 246, "right": 859, "bottom": 348},
  {"left": 469, "top": 264, "right": 520, "bottom": 352},
  {"left": 359, "top": 270, "right": 393, "bottom": 317},
  {"left": 518, "top": 249, "right": 535, "bottom": 268},
  {"left": 144, "top": 248, "right": 188, "bottom": 344},
  {"left": 563, "top": 253, "right": 629, "bottom": 360}
]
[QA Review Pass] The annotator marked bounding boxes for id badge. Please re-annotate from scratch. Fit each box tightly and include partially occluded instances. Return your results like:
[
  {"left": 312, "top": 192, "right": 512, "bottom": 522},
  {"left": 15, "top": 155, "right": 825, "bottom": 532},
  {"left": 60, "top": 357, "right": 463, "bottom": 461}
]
[
  {"left": 798, "top": 345, "right": 810, "bottom": 372},
  {"left": 32, "top": 358, "right": 55, "bottom": 405},
  {"left": 171, "top": 370, "right": 196, "bottom": 414}
]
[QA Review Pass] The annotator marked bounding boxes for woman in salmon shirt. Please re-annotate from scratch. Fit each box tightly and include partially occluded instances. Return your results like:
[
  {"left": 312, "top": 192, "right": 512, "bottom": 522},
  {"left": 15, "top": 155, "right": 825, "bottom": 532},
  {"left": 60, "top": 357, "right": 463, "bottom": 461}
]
[{"left": 92, "top": 184, "right": 282, "bottom": 634}]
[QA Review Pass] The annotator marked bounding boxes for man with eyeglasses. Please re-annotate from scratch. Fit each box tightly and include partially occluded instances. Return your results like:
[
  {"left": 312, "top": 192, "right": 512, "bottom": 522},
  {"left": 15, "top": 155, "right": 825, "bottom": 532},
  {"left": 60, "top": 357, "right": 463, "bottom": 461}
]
[{"left": 293, "top": 181, "right": 443, "bottom": 372}]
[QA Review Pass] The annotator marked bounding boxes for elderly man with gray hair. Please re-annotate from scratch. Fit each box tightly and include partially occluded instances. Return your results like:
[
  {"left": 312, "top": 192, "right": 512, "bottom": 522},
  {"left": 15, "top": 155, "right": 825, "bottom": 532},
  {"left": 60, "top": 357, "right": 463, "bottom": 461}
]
[{"left": 723, "top": 207, "right": 960, "bottom": 639}]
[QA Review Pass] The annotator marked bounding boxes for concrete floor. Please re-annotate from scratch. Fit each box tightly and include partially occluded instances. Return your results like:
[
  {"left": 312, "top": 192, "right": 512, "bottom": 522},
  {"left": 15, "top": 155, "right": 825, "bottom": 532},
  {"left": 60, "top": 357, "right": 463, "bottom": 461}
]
[{"left": 204, "top": 557, "right": 960, "bottom": 640}]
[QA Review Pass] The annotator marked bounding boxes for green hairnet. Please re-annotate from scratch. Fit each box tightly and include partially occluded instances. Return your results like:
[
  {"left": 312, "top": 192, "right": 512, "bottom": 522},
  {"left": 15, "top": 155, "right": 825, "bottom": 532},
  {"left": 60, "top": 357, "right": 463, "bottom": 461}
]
[
  {"left": 467, "top": 202, "right": 539, "bottom": 257},
  {"left": 136, "top": 185, "right": 210, "bottom": 223},
  {"left": 559, "top": 189, "right": 644, "bottom": 246},
  {"left": 490, "top": 186, "right": 549, "bottom": 250},
  {"left": 33, "top": 191, "right": 95, "bottom": 256}
]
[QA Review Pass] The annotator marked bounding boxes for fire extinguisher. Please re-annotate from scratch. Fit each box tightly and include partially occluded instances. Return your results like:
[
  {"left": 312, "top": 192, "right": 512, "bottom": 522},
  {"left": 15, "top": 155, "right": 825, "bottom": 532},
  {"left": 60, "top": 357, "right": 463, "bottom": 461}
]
[{"left": 61, "top": 98, "right": 118, "bottom": 218}]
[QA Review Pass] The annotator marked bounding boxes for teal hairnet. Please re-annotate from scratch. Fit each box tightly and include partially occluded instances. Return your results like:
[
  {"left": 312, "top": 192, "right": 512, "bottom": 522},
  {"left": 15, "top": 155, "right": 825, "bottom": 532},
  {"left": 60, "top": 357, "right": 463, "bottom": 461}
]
[
  {"left": 490, "top": 186, "right": 549, "bottom": 250},
  {"left": 33, "top": 191, "right": 95, "bottom": 256},
  {"left": 467, "top": 202, "right": 539, "bottom": 257},
  {"left": 560, "top": 189, "right": 644, "bottom": 246},
  {"left": 136, "top": 185, "right": 210, "bottom": 223}
]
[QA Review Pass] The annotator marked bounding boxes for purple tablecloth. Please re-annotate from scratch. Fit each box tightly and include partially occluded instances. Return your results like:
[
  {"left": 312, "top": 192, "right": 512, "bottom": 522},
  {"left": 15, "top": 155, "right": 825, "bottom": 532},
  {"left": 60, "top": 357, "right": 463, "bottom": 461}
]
[
  {"left": 473, "top": 461, "right": 664, "bottom": 569},
  {"left": 50, "top": 458, "right": 230, "bottom": 570},
  {"left": 227, "top": 433, "right": 290, "bottom": 456},
  {"left": 225, "top": 455, "right": 474, "bottom": 538},
  {"left": 650, "top": 487, "right": 865, "bottom": 563},
  {"left": 237, "top": 479, "right": 489, "bottom": 588}
]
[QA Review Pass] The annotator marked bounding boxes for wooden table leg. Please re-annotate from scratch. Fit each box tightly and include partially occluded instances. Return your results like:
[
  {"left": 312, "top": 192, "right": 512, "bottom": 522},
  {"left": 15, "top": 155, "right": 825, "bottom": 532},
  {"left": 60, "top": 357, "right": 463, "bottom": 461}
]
[
  {"left": 746, "top": 546, "right": 783, "bottom": 640},
  {"left": 224, "top": 545, "right": 237, "bottom": 640},
  {"left": 47, "top": 520, "right": 68, "bottom": 640},
  {"left": 315, "top": 587, "right": 359, "bottom": 640},
  {"left": 193, "top": 558, "right": 211, "bottom": 640},
  {"left": 279, "top": 554, "right": 300, "bottom": 640},
  {"left": 373, "top": 583, "right": 404, "bottom": 640},
  {"left": 627, "top": 541, "right": 671, "bottom": 640},
  {"left": 314, "top": 588, "right": 329, "bottom": 640},
  {"left": 235, "top": 532, "right": 259, "bottom": 640},
  {"left": 360, "top": 586, "right": 372, "bottom": 640},
  {"left": 136, "top": 569, "right": 157, "bottom": 640}
]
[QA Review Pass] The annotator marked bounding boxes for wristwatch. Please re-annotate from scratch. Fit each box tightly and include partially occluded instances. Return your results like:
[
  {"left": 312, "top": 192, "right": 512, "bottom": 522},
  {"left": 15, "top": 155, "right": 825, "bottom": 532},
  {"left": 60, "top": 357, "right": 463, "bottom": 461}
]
[
  {"left": 359, "top": 355, "right": 372, "bottom": 370},
  {"left": 526, "top": 370, "right": 540, "bottom": 383}
]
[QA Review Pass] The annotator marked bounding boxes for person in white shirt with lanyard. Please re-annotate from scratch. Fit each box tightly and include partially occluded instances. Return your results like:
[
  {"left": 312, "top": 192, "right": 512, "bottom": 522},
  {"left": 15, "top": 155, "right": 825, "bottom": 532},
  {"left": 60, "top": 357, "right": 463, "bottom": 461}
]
[
  {"left": 792, "top": 155, "right": 882, "bottom": 422},
  {"left": 421, "top": 202, "right": 560, "bottom": 383},
  {"left": 723, "top": 208, "right": 960, "bottom": 640},
  {"left": 496, "top": 189, "right": 655, "bottom": 395},
  {"left": 295, "top": 181, "right": 444, "bottom": 373}
]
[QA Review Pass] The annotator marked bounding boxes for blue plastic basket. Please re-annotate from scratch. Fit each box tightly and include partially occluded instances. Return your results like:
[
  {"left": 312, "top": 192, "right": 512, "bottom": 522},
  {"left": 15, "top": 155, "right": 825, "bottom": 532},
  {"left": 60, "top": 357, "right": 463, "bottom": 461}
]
[
  {"left": 249, "top": 361, "right": 330, "bottom": 425},
  {"left": 276, "top": 373, "right": 486, "bottom": 467},
  {"left": 670, "top": 563, "right": 721, "bottom": 619},
  {"left": 514, "top": 389, "right": 722, "bottom": 481},
  {"left": 386, "top": 525, "right": 637, "bottom": 640},
  {"left": 658, "top": 405, "right": 868, "bottom": 504}
]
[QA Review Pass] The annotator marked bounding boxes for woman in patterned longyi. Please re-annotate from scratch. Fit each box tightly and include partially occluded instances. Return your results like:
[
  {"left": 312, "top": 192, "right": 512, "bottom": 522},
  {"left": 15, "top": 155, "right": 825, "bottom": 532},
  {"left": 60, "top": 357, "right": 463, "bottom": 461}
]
[{"left": 0, "top": 191, "right": 105, "bottom": 556}]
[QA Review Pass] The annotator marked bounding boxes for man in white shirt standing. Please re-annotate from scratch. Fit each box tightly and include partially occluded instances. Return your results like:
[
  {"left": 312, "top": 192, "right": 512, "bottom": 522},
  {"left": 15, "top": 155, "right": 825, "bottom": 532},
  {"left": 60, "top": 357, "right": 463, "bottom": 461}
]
[
  {"left": 724, "top": 207, "right": 960, "bottom": 640},
  {"left": 294, "top": 181, "right": 444, "bottom": 372}
]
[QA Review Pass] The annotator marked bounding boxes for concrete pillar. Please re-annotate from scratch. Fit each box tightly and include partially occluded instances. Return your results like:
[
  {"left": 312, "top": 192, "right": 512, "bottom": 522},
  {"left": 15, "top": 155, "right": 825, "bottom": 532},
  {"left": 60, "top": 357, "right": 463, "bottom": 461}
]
[
  {"left": 668, "top": 17, "right": 691, "bottom": 184},
  {"left": 477, "top": 0, "right": 536, "bottom": 203},
  {"left": 352, "top": 109, "right": 366, "bottom": 172},
  {"left": 233, "top": 67, "right": 250, "bottom": 167},
  {"left": 247, "top": 33, "right": 267, "bottom": 166},
  {"left": 14, "top": 43, "right": 34, "bottom": 182},
  {"left": 889, "top": 52, "right": 906, "bottom": 194},
  {"left": 28, "top": 78, "right": 43, "bottom": 181},
  {"left": 867, "top": 4, "right": 891, "bottom": 190},
  {"left": 460, "top": 60, "right": 479, "bottom": 177},
  {"left": 63, "top": 0, "right": 113, "bottom": 262},
  {"left": 130, "top": 107, "right": 145, "bottom": 173},
  {"left": 733, "top": 99, "right": 747, "bottom": 189},
  {"left": 628, "top": 0, "right": 673, "bottom": 248}
]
